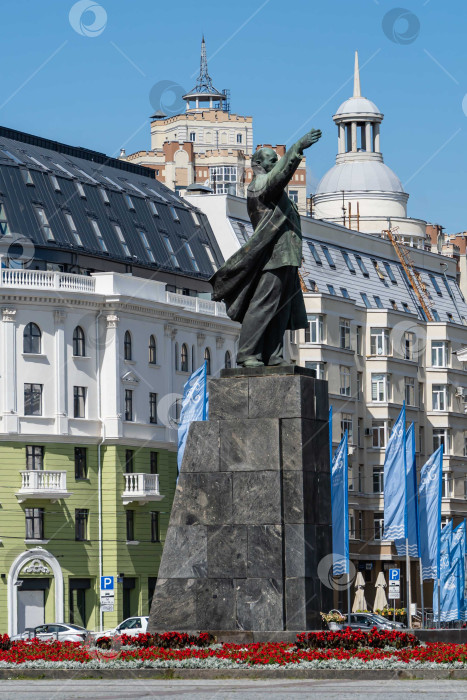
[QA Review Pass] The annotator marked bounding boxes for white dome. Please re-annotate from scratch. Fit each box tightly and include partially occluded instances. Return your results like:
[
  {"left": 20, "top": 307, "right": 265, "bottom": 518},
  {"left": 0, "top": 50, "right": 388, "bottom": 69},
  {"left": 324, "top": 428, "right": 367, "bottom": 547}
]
[
  {"left": 335, "top": 96, "right": 381, "bottom": 116},
  {"left": 315, "top": 161, "right": 405, "bottom": 195}
]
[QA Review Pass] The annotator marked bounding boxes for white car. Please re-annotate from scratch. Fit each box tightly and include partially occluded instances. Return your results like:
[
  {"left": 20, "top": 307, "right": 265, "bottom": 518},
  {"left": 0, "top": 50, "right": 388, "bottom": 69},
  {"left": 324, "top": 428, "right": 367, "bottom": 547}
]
[
  {"left": 94, "top": 615, "right": 149, "bottom": 642},
  {"left": 11, "top": 623, "right": 90, "bottom": 642}
]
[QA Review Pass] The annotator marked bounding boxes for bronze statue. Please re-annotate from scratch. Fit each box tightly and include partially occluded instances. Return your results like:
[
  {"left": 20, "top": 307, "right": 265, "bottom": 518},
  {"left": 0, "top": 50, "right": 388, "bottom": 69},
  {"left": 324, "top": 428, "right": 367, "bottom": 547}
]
[{"left": 211, "top": 129, "right": 322, "bottom": 367}]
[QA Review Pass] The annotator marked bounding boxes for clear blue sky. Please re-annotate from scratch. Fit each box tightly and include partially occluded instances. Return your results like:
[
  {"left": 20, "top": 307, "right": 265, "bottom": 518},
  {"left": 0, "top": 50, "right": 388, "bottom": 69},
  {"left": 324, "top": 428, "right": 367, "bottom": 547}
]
[{"left": 1, "top": 0, "right": 466, "bottom": 231}]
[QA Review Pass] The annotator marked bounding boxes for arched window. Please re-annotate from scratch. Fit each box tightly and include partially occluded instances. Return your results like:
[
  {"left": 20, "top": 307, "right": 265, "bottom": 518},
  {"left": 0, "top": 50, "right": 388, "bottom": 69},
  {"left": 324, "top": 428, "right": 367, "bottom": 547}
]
[
  {"left": 224, "top": 350, "right": 232, "bottom": 369},
  {"left": 23, "top": 322, "right": 41, "bottom": 354},
  {"left": 73, "top": 326, "right": 85, "bottom": 357},
  {"left": 149, "top": 335, "right": 157, "bottom": 364},
  {"left": 204, "top": 347, "right": 211, "bottom": 375},
  {"left": 174, "top": 342, "right": 179, "bottom": 371},
  {"left": 124, "top": 331, "right": 132, "bottom": 361},
  {"left": 181, "top": 344, "right": 189, "bottom": 372},
  {"left": 192, "top": 345, "right": 196, "bottom": 371}
]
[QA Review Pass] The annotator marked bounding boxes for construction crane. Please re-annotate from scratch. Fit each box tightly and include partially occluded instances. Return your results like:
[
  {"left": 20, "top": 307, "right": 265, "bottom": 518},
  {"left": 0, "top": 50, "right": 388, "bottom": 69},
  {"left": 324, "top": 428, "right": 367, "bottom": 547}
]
[{"left": 383, "top": 227, "right": 434, "bottom": 322}]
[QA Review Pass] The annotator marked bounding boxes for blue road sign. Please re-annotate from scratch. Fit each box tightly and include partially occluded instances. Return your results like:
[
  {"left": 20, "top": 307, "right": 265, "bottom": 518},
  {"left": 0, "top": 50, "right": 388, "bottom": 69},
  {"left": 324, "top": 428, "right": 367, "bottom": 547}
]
[
  {"left": 389, "top": 568, "right": 400, "bottom": 582},
  {"left": 100, "top": 576, "right": 114, "bottom": 591}
]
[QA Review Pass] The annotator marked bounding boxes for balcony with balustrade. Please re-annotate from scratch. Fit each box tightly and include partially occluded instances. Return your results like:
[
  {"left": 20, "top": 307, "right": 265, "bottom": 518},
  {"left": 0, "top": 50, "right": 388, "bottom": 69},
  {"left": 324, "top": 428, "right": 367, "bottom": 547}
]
[
  {"left": 122, "top": 473, "right": 164, "bottom": 505},
  {"left": 16, "top": 470, "right": 72, "bottom": 503}
]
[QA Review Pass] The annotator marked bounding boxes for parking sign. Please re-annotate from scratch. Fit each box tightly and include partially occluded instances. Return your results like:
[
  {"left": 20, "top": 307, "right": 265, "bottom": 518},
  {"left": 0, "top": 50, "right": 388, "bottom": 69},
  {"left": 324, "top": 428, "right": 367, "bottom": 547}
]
[
  {"left": 100, "top": 576, "right": 114, "bottom": 591},
  {"left": 389, "top": 569, "right": 400, "bottom": 581}
]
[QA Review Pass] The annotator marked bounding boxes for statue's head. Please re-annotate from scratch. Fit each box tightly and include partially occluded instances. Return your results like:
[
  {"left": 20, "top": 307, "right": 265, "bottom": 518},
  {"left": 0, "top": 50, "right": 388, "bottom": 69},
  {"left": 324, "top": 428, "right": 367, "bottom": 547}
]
[{"left": 251, "top": 147, "right": 278, "bottom": 173}]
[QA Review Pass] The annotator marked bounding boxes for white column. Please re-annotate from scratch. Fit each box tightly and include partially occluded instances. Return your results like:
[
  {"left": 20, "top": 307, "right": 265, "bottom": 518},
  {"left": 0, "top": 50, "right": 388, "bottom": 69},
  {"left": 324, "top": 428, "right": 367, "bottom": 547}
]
[
  {"left": 351, "top": 122, "right": 357, "bottom": 152},
  {"left": 101, "top": 313, "right": 121, "bottom": 438},
  {"left": 365, "top": 122, "right": 372, "bottom": 152},
  {"left": 374, "top": 123, "right": 381, "bottom": 152},
  {"left": 54, "top": 310, "right": 68, "bottom": 435},
  {"left": 338, "top": 124, "right": 345, "bottom": 154},
  {"left": 163, "top": 323, "right": 177, "bottom": 434},
  {"left": 2, "top": 307, "right": 18, "bottom": 433}
]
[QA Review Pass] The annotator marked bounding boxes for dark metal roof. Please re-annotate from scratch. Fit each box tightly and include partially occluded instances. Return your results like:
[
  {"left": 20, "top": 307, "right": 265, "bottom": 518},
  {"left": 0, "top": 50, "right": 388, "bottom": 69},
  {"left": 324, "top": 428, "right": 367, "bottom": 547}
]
[{"left": 0, "top": 126, "right": 224, "bottom": 280}]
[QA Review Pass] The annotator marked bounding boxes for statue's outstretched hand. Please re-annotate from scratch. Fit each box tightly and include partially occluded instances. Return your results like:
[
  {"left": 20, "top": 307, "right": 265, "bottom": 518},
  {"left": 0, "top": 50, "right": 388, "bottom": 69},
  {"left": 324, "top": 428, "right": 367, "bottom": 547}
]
[{"left": 298, "top": 129, "right": 322, "bottom": 152}]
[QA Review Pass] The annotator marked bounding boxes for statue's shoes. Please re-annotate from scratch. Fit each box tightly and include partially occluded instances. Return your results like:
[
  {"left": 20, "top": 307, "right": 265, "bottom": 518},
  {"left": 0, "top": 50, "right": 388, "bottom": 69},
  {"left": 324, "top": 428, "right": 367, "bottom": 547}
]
[
  {"left": 238, "top": 359, "right": 265, "bottom": 367},
  {"left": 267, "top": 358, "right": 289, "bottom": 367}
]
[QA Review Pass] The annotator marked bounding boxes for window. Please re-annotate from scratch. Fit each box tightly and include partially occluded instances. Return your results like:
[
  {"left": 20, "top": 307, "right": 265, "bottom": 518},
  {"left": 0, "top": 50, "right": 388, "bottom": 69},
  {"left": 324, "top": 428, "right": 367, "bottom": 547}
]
[
  {"left": 372, "top": 421, "right": 386, "bottom": 448},
  {"left": 90, "top": 219, "right": 108, "bottom": 252},
  {"left": 125, "top": 194, "right": 135, "bottom": 210},
  {"left": 65, "top": 213, "right": 83, "bottom": 246},
  {"left": 357, "top": 372, "right": 363, "bottom": 400},
  {"left": 21, "top": 169, "right": 34, "bottom": 185},
  {"left": 339, "top": 366, "right": 351, "bottom": 396},
  {"left": 321, "top": 245, "right": 336, "bottom": 268},
  {"left": 236, "top": 133, "right": 242, "bottom": 144},
  {"left": 356, "top": 326, "right": 362, "bottom": 355},
  {"left": 50, "top": 174, "right": 61, "bottom": 192},
  {"left": 149, "top": 335, "right": 157, "bottom": 364},
  {"left": 371, "top": 374, "right": 389, "bottom": 402},
  {"left": 305, "top": 314, "right": 324, "bottom": 343},
  {"left": 189, "top": 132, "right": 196, "bottom": 142},
  {"left": 341, "top": 413, "right": 353, "bottom": 442},
  {"left": 25, "top": 508, "right": 43, "bottom": 540},
  {"left": 100, "top": 187, "right": 110, "bottom": 204},
  {"left": 358, "top": 465, "right": 364, "bottom": 493},
  {"left": 402, "top": 302, "right": 411, "bottom": 313},
  {"left": 137, "top": 231, "right": 154, "bottom": 262},
  {"left": 373, "top": 296, "right": 384, "bottom": 309},
  {"left": 23, "top": 322, "right": 41, "bottom": 354},
  {"left": 304, "top": 361, "right": 325, "bottom": 379},
  {"left": 432, "top": 384, "right": 448, "bottom": 411},
  {"left": 190, "top": 211, "right": 200, "bottom": 226},
  {"left": 75, "top": 509, "right": 89, "bottom": 541},
  {"left": 340, "top": 287, "right": 350, "bottom": 299},
  {"left": 204, "top": 347, "right": 211, "bottom": 375},
  {"left": 125, "top": 389, "right": 133, "bottom": 421},
  {"left": 73, "top": 386, "right": 86, "bottom": 418},
  {"left": 355, "top": 255, "right": 369, "bottom": 277},
  {"left": 124, "top": 331, "right": 132, "bottom": 360},
  {"left": 26, "top": 445, "right": 43, "bottom": 470},
  {"left": 361, "top": 292, "right": 371, "bottom": 308},
  {"left": 180, "top": 344, "right": 189, "bottom": 372},
  {"left": 373, "top": 467, "right": 384, "bottom": 493},
  {"left": 169, "top": 206, "right": 180, "bottom": 222},
  {"left": 150, "top": 452, "right": 158, "bottom": 474},
  {"left": 327, "top": 284, "right": 336, "bottom": 295},
  {"left": 0, "top": 202, "right": 11, "bottom": 236},
  {"left": 429, "top": 274, "right": 442, "bottom": 296},
  {"left": 403, "top": 332, "right": 415, "bottom": 360},
  {"left": 35, "top": 207, "right": 54, "bottom": 241},
  {"left": 149, "top": 201, "right": 159, "bottom": 216},
  {"left": 431, "top": 341, "right": 449, "bottom": 367},
  {"left": 442, "top": 472, "right": 453, "bottom": 498},
  {"left": 203, "top": 244, "right": 218, "bottom": 272},
  {"left": 447, "top": 312, "right": 454, "bottom": 322},
  {"left": 405, "top": 377, "right": 415, "bottom": 406},
  {"left": 384, "top": 262, "right": 397, "bottom": 283},
  {"left": 163, "top": 236, "right": 180, "bottom": 268},
  {"left": 184, "top": 241, "right": 200, "bottom": 271},
  {"left": 433, "top": 428, "right": 450, "bottom": 453},
  {"left": 370, "top": 328, "right": 389, "bottom": 356},
  {"left": 174, "top": 342, "right": 179, "bottom": 371},
  {"left": 374, "top": 513, "right": 384, "bottom": 541},
  {"left": 372, "top": 259, "right": 387, "bottom": 283},
  {"left": 73, "top": 326, "right": 85, "bottom": 357},
  {"left": 123, "top": 449, "right": 134, "bottom": 474},
  {"left": 224, "top": 350, "right": 232, "bottom": 369},
  {"left": 114, "top": 224, "right": 130, "bottom": 257},
  {"left": 419, "top": 426, "right": 424, "bottom": 454},
  {"left": 307, "top": 242, "right": 322, "bottom": 265},
  {"left": 74, "top": 447, "right": 87, "bottom": 479},
  {"left": 151, "top": 511, "right": 160, "bottom": 542},
  {"left": 24, "top": 383, "right": 42, "bottom": 415},
  {"left": 339, "top": 318, "right": 351, "bottom": 349},
  {"left": 209, "top": 166, "right": 237, "bottom": 194},
  {"left": 149, "top": 393, "right": 157, "bottom": 424},
  {"left": 126, "top": 510, "right": 135, "bottom": 541},
  {"left": 341, "top": 251, "right": 356, "bottom": 274},
  {"left": 76, "top": 181, "right": 86, "bottom": 198},
  {"left": 389, "top": 299, "right": 397, "bottom": 310},
  {"left": 431, "top": 308, "right": 441, "bottom": 322}
]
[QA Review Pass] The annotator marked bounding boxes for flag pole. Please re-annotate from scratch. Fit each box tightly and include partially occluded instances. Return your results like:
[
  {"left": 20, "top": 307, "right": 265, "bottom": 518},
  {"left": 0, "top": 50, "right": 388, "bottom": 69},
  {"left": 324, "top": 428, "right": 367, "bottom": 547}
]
[
  {"left": 347, "top": 573, "right": 351, "bottom": 626},
  {"left": 406, "top": 538, "right": 412, "bottom": 628},
  {"left": 418, "top": 558, "right": 424, "bottom": 628},
  {"left": 437, "top": 578, "right": 441, "bottom": 628}
]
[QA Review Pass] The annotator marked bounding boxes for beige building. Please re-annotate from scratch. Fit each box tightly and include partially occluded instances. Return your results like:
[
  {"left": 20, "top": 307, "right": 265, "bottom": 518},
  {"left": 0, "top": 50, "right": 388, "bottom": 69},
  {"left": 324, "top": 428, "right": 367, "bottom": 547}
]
[{"left": 124, "top": 38, "right": 308, "bottom": 213}]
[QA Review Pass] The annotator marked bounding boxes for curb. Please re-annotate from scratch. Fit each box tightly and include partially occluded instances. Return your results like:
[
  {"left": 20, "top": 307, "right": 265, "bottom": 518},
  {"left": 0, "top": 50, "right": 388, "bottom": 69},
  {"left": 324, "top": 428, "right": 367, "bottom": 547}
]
[{"left": 2, "top": 668, "right": 467, "bottom": 681}]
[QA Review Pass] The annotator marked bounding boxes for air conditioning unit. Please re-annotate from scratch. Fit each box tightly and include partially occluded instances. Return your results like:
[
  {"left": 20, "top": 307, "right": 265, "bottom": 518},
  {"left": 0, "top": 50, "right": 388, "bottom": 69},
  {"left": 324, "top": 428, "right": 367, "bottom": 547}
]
[
  {"left": 456, "top": 386, "right": 465, "bottom": 398},
  {"left": 364, "top": 428, "right": 372, "bottom": 437},
  {"left": 349, "top": 445, "right": 357, "bottom": 455}
]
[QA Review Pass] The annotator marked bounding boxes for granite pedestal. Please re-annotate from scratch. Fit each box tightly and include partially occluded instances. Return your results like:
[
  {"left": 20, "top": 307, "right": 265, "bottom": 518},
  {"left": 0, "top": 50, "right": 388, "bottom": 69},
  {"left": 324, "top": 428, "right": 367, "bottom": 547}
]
[{"left": 148, "top": 366, "right": 333, "bottom": 634}]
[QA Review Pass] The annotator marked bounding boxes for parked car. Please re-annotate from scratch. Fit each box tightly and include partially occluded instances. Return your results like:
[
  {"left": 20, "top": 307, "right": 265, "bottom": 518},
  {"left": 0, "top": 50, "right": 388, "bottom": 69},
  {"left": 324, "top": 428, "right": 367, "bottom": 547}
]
[
  {"left": 11, "top": 623, "right": 90, "bottom": 642},
  {"left": 343, "top": 613, "right": 405, "bottom": 631},
  {"left": 369, "top": 612, "right": 406, "bottom": 629},
  {"left": 93, "top": 615, "right": 149, "bottom": 642}
]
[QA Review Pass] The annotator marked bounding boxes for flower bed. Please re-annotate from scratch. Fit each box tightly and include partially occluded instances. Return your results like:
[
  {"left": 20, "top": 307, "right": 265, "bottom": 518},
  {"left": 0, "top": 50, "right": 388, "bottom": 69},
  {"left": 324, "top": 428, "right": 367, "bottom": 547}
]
[{"left": 0, "top": 630, "right": 466, "bottom": 670}]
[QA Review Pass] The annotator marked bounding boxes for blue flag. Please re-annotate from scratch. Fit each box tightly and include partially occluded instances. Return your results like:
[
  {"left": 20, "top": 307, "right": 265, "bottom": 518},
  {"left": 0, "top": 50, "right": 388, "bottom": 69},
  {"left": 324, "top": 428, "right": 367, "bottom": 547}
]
[
  {"left": 451, "top": 521, "right": 466, "bottom": 620},
  {"left": 434, "top": 557, "right": 461, "bottom": 623},
  {"left": 331, "top": 431, "right": 349, "bottom": 576},
  {"left": 419, "top": 446, "right": 443, "bottom": 580},
  {"left": 177, "top": 362, "right": 208, "bottom": 472},
  {"left": 384, "top": 405, "right": 406, "bottom": 541},
  {"left": 396, "top": 423, "right": 419, "bottom": 557}
]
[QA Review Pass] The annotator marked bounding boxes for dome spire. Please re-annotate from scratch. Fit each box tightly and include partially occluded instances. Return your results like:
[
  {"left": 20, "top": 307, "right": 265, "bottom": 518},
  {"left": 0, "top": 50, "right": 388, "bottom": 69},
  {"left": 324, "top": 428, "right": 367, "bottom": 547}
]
[{"left": 353, "top": 50, "right": 361, "bottom": 98}]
